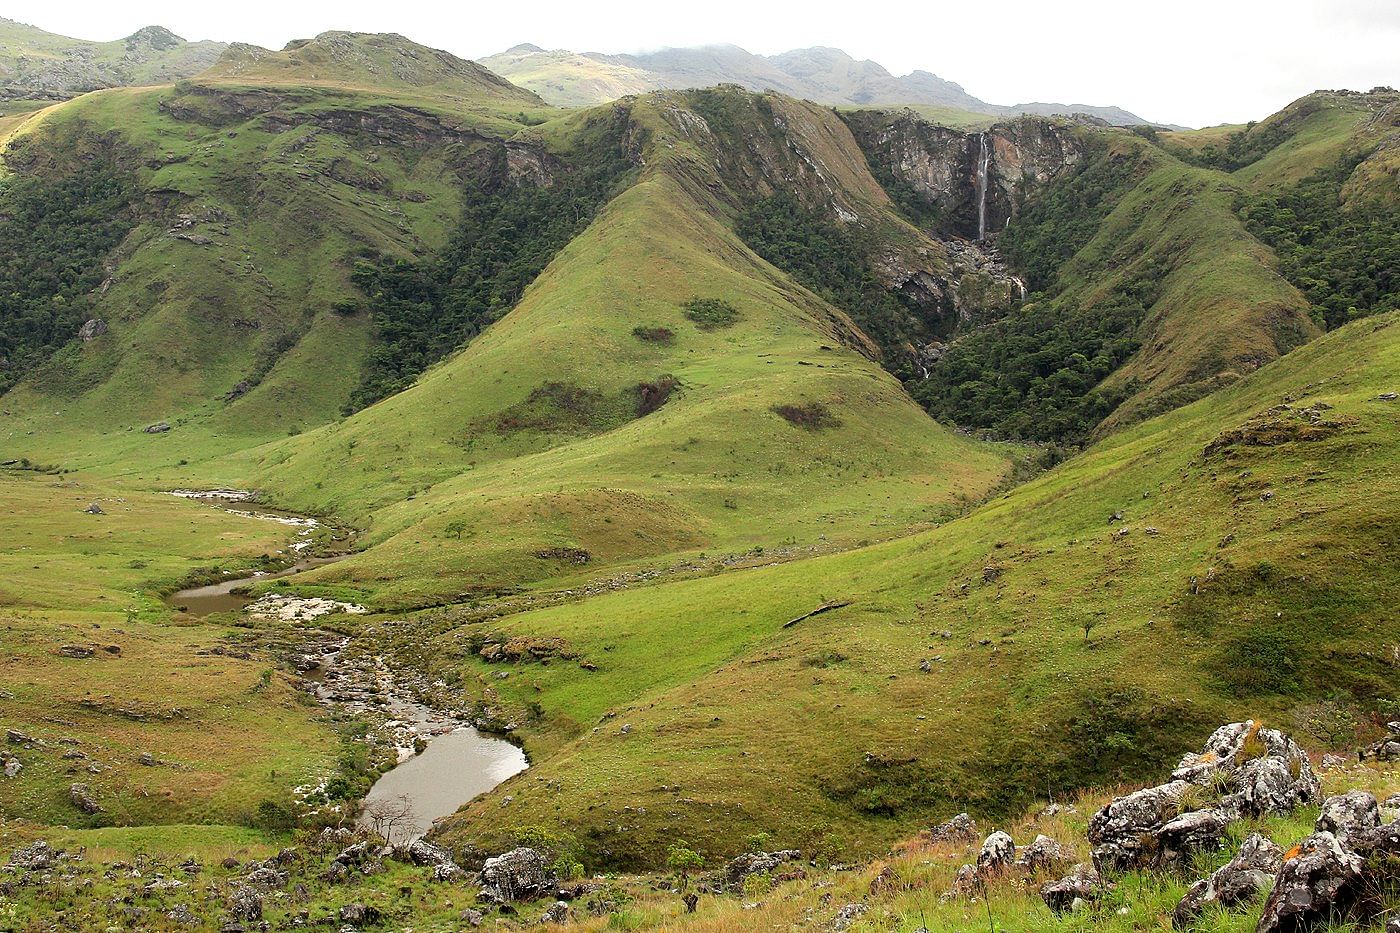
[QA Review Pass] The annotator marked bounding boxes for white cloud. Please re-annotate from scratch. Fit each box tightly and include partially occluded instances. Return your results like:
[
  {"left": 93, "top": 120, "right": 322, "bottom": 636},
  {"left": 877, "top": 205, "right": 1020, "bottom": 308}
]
[{"left": 5, "top": 0, "right": 1394, "bottom": 126}]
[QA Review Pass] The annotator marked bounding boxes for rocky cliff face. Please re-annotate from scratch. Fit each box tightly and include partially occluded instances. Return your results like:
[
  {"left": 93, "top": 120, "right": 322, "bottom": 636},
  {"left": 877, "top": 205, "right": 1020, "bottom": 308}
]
[{"left": 844, "top": 111, "right": 1089, "bottom": 241}]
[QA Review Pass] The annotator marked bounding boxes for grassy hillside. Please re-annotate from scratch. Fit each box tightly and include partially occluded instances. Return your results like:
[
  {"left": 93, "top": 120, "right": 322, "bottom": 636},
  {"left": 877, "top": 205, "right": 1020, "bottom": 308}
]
[
  {"left": 0, "top": 18, "right": 225, "bottom": 100},
  {"left": 402, "top": 310, "right": 1399, "bottom": 866}
]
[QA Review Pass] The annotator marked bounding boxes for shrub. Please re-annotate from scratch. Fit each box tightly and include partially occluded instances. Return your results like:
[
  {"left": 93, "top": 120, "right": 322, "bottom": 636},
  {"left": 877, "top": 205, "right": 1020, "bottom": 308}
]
[
  {"left": 631, "top": 325, "right": 675, "bottom": 344},
  {"left": 682, "top": 298, "right": 740, "bottom": 330},
  {"left": 772, "top": 402, "right": 841, "bottom": 430}
]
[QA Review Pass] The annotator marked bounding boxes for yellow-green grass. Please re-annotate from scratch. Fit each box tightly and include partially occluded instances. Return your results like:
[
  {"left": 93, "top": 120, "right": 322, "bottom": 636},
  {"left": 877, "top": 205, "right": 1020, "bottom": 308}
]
[
  {"left": 0, "top": 472, "right": 338, "bottom": 827},
  {"left": 417, "top": 311, "right": 1399, "bottom": 865}
]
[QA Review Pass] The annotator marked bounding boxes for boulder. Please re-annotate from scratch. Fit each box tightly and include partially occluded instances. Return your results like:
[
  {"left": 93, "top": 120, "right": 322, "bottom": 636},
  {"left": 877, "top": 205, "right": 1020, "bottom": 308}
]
[
  {"left": 831, "top": 902, "right": 869, "bottom": 931},
  {"left": 1256, "top": 831, "right": 1363, "bottom": 933},
  {"left": 1172, "top": 721, "right": 1318, "bottom": 815},
  {"left": 166, "top": 903, "right": 198, "bottom": 926},
  {"left": 724, "top": 849, "right": 800, "bottom": 890},
  {"left": 404, "top": 839, "right": 455, "bottom": 867},
  {"left": 334, "top": 841, "right": 375, "bottom": 866},
  {"left": 976, "top": 831, "right": 1015, "bottom": 876},
  {"left": 77, "top": 318, "right": 108, "bottom": 341},
  {"left": 68, "top": 782, "right": 101, "bottom": 814},
  {"left": 225, "top": 885, "right": 263, "bottom": 923},
  {"left": 1315, "top": 791, "right": 1380, "bottom": 841},
  {"left": 928, "top": 812, "right": 977, "bottom": 844},
  {"left": 479, "top": 846, "right": 557, "bottom": 902},
  {"left": 58, "top": 645, "right": 94, "bottom": 659},
  {"left": 1041, "top": 862, "right": 1107, "bottom": 914},
  {"left": 1016, "top": 834, "right": 1069, "bottom": 874},
  {"left": 1155, "top": 809, "right": 1231, "bottom": 868},
  {"left": 1172, "top": 832, "right": 1282, "bottom": 927},
  {"left": 949, "top": 862, "right": 980, "bottom": 896},
  {"left": 84, "top": 502, "right": 104, "bottom": 514},
  {"left": 144, "top": 421, "right": 171, "bottom": 434},
  {"left": 1236, "top": 754, "right": 1316, "bottom": 816},
  {"left": 339, "top": 903, "right": 381, "bottom": 926},
  {"left": 540, "top": 900, "right": 569, "bottom": 924},
  {"left": 1087, "top": 780, "right": 1189, "bottom": 874},
  {"left": 460, "top": 908, "right": 484, "bottom": 927}
]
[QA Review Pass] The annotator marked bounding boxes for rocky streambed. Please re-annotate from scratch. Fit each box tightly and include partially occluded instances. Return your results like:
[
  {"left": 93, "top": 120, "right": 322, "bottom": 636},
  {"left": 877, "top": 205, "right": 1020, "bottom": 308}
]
[{"left": 292, "top": 636, "right": 527, "bottom": 843}]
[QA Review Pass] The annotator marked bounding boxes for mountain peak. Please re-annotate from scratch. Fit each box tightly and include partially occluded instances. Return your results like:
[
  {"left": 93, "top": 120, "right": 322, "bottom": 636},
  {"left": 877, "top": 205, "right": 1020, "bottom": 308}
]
[{"left": 124, "top": 25, "right": 185, "bottom": 50}]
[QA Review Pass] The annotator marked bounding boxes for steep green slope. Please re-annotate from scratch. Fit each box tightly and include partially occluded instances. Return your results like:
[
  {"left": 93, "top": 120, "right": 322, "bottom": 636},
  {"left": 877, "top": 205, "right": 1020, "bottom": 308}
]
[
  {"left": 0, "top": 18, "right": 225, "bottom": 101},
  {"left": 0, "top": 35, "right": 556, "bottom": 470},
  {"left": 226, "top": 91, "right": 1014, "bottom": 607},
  {"left": 413, "top": 310, "right": 1400, "bottom": 867}
]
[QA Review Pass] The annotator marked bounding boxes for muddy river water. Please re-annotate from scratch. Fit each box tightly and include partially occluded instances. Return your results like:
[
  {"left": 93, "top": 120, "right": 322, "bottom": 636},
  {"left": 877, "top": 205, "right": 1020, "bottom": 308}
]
[{"left": 166, "top": 490, "right": 528, "bottom": 841}]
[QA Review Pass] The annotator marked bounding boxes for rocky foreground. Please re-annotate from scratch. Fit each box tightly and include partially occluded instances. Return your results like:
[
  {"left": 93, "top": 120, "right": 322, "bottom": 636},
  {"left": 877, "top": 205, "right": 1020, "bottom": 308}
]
[{"left": 3, "top": 720, "right": 1400, "bottom": 930}]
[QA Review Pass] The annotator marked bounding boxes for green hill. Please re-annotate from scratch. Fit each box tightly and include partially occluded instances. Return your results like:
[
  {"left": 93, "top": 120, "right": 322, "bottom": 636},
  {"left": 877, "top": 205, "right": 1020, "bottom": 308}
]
[
  {"left": 0, "top": 18, "right": 225, "bottom": 103},
  {"left": 0, "top": 27, "right": 1396, "bottom": 917}
]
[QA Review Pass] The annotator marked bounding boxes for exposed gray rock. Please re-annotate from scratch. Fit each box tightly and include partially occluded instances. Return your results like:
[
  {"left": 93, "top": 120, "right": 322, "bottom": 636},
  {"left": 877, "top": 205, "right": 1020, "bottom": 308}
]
[
  {"left": 831, "top": 902, "right": 868, "bottom": 931},
  {"left": 1315, "top": 791, "right": 1380, "bottom": 841},
  {"left": 460, "top": 907, "right": 484, "bottom": 927},
  {"left": 1041, "top": 862, "right": 1107, "bottom": 914},
  {"left": 976, "top": 831, "right": 1015, "bottom": 876},
  {"left": 5, "top": 729, "right": 31, "bottom": 745},
  {"left": 1155, "top": 809, "right": 1231, "bottom": 868},
  {"left": 144, "top": 421, "right": 172, "bottom": 434},
  {"left": 1087, "top": 780, "right": 1190, "bottom": 874},
  {"left": 84, "top": 502, "right": 104, "bottom": 514},
  {"left": 724, "top": 849, "right": 800, "bottom": 890},
  {"left": 58, "top": 644, "right": 94, "bottom": 658},
  {"left": 68, "top": 782, "right": 101, "bottom": 814},
  {"left": 1256, "top": 831, "right": 1362, "bottom": 933},
  {"left": 1172, "top": 721, "right": 1318, "bottom": 815},
  {"left": 404, "top": 839, "right": 455, "bottom": 867},
  {"left": 480, "top": 846, "right": 557, "bottom": 902},
  {"left": 77, "top": 318, "right": 107, "bottom": 342},
  {"left": 1, "top": 753, "right": 19, "bottom": 778},
  {"left": 928, "top": 812, "right": 977, "bottom": 844},
  {"left": 225, "top": 885, "right": 263, "bottom": 923},
  {"left": 1016, "top": 834, "right": 1070, "bottom": 874},
  {"left": 1172, "top": 832, "right": 1282, "bottom": 927},
  {"left": 339, "top": 902, "right": 380, "bottom": 925},
  {"left": 7, "top": 841, "right": 58, "bottom": 871},
  {"left": 166, "top": 903, "right": 198, "bottom": 926},
  {"left": 540, "top": 900, "right": 569, "bottom": 924}
]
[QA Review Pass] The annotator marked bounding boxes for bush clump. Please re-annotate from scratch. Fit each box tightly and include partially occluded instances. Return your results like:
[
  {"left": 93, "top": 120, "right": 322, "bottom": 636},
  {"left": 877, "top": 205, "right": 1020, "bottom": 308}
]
[
  {"left": 632, "top": 325, "right": 675, "bottom": 344},
  {"left": 683, "top": 298, "right": 741, "bottom": 330}
]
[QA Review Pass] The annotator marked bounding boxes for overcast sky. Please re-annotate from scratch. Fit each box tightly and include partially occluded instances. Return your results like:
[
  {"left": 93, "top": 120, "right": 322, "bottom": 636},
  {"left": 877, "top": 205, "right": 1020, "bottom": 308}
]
[{"left": 5, "top": 0, "right": 1396, "bottom": 127}]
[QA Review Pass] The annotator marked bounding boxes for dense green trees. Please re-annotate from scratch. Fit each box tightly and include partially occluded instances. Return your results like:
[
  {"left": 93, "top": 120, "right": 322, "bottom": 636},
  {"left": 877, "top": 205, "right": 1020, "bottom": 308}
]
[
  {"left": 1238, "top": 153, "right": 1399, "bottom": 329},
  {"left": 346, "top": 115, "right": 634, "bottom": 412},
  {"left": 0, "top": 125, "right": 135, "bottom": 393}
]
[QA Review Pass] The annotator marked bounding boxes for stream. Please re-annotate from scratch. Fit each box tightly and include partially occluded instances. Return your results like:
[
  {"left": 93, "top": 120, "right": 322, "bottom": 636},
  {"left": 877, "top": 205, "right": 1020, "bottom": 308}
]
[{"left": 165, "top": 490, "right": 528, "bottom": 841}]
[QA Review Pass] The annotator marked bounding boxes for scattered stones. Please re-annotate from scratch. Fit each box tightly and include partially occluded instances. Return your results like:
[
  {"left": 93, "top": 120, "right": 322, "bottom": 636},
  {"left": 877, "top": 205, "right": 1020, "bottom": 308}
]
[
  {"left": 928, "top": 812, "right": 977, "bottom": 844},
  {"left": 479, "top": 847, "right": 557, "bottom": 903},
  {"left": 1315, "top": 790, "right": 1380, "bottom": 841},
  {"left": 1041, "top": 862, "right": 1107, "bottom": 914},
  {"left": 7, "top": 841, "right": 58, "bottom": 871},
  {"left": 1256, "top": 831, "right": 1363, "bottom": 933},
  {"left": 225, "top": 885, "right": 263, "bottom": 923},
  {"left": 1172, "top": 832, "right": 1282, "bottom": 926},
  {"left": 57, "top": 644, "right": 95, "bottom": 659},
  {"left": 831, "top": 902, "right": 868, "bottom": 931},
  {"left": 69, "top": 782, "right": 101, "bottom": 814},
  {"left": 540, "top": 900, "right": 569, "bottom": 924},
  {"left": 166, "top": 903, "right": 198, "bottom": 926}
]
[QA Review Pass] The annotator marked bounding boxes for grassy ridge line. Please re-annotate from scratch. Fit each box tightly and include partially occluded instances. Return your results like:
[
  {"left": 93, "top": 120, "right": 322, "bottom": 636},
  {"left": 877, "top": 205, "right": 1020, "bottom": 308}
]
[{"left": 421, "top": 312, "right": 1399, "bottom": 865}]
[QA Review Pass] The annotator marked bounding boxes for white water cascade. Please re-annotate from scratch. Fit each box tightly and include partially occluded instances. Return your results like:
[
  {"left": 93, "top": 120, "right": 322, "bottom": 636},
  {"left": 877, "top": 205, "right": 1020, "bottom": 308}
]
[{"left": 975, "top": 132, "right": 991, "bottom": 241}]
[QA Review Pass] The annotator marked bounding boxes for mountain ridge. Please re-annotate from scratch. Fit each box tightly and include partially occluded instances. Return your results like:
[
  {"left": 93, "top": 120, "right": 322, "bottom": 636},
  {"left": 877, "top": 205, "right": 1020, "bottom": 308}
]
[{"left": 481, "top": 41, "right": 1180, "bottom": 126}]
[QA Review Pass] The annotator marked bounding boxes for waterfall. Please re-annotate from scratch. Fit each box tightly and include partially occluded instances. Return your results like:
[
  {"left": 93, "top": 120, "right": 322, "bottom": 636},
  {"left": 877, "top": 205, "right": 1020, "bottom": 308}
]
[{"left": 975, "top": 133, "right": 990, "bottom": 241}]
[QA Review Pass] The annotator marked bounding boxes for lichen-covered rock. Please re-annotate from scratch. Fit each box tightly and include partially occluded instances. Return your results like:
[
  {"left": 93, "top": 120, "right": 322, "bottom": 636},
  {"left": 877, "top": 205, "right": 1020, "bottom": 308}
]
[
  {"left": 1016, "top": 834, "right": 1069, "bottom": 874},
  {"left": 831, "top": 902, "right": 868, "bottom": 931},
  {"left": 6, "top": 841, "right": 58, "bottom": 871},
  {"left": 1155, "top": 809, "right": 1231, "bottom": 868},
  {"left": 479, "top": 846, "right": 557, "bottom": 902},
  {"left": 928, "top": 812, "right": 977, "bottom": 844},
  {"left": 405, "top": 839, "right": 456, "bottom": 868},
  {"left": 724, "top": 849, "right": 800, "bottom": 890},
  {"left": 540, "top": 900, "right": 569, "bottom": 924},
  {"left": 1256, "top": 831, "right": 1363, "bottom": 933},
  {"left": 1087, "top": 780, "right": 1190, "bottom": 874},
  {"left": 1173, "top": 721, "right": 1318, "bottom": 815},
  {"left": 976, "top": 831, "right": 1015, "bottom": 876},
  {"left": 1041, "top": 862, "right": 1107, "bottom": 914},
  {"left": 68, "top": 782, "right": 101, "bottom": 814},
  {"left": 1315, "top": 791, "right": 1380, "bottom": 841},
  {"left": 224, "top": 884, "right": 263, "bottom": 923},
  {"left": 1172, "top": 832, "right": 1282, "bottom": 927},
  {"left": 339, "top": 902, "right": 381, "bottom": 925}
]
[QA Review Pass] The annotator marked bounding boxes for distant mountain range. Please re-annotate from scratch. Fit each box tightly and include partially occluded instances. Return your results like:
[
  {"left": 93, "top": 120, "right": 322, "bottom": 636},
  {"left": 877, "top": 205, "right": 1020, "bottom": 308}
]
[
  {"left": 0, "top": 17, "right": 225, "bottom": 101},
  {"left": 480, "top": 43, "right": 1178, "bottom": 127}
]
